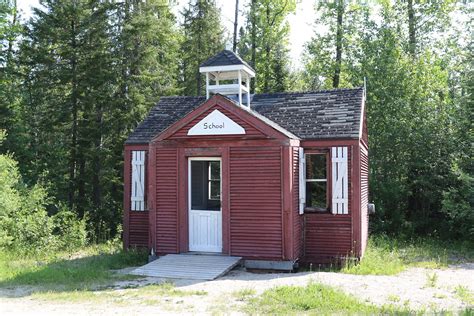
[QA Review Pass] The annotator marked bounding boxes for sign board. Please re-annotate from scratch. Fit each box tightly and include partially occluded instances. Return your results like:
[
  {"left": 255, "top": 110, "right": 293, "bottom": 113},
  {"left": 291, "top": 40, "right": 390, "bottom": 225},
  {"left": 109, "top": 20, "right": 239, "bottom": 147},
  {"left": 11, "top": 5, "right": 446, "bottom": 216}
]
[{"left": 188, "top": 109, "right": 245, "bottom": 136}]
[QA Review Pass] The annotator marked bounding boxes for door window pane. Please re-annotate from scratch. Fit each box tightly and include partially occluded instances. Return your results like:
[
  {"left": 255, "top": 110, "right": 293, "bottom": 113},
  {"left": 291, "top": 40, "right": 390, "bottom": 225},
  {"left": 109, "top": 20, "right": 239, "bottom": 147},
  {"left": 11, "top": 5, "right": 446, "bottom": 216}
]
[
  {"left": 191, "top": 160, "right": 221, "bottom": 210},
  {"left": 209, "top": 161, "right": 220, "bottom": 180},
  {"left": 209, "top": 181, "right": 220, "bottom": 200}
]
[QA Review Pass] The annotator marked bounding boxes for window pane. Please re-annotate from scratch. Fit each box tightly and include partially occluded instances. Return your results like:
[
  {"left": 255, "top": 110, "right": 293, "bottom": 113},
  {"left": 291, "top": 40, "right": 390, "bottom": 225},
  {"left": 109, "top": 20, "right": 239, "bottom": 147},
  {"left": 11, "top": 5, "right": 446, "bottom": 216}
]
[
  {"left": 209, "top": 180, "right": 220, "bottom": 200},
  {"left": 209, "top": 161, "right": 220, "bottom": 180},
  {"left": 191, "top": 160, "right": 220, "bottom": 210},
  {"left": 306, "top": 181, "right": 327, "bottom": 209},
  {"left": 306, "top": 154, "right": 326, "bottom": 180}
]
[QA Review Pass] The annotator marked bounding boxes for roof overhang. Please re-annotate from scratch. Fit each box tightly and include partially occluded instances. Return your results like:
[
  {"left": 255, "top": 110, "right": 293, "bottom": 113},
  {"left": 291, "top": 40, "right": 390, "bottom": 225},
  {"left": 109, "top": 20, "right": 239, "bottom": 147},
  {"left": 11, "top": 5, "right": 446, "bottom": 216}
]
[{"left": 199, "top": 64, "right": 256, "bottom": 78}]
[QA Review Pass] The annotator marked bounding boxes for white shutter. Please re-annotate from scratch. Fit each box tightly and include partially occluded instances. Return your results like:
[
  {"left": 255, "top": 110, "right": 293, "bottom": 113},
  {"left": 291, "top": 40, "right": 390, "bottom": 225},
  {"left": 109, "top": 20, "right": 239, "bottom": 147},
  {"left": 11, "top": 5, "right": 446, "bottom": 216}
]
[
  {"left": 298, "top": 148, "right": 306, "bottom": 214},
  {"left": 331, "top": 147, "right": 348, "bottom": 214},
  {"left": 131, "top": 151, "right": 146, "bottom": 211}
]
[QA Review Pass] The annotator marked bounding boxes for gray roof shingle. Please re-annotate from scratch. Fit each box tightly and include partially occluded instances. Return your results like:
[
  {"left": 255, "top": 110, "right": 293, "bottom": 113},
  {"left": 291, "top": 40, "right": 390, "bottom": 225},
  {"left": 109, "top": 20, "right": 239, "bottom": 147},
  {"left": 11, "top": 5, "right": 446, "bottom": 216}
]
[
  {"left": 125, "top": 88, "right": 364, "bottom": 144},
  {"left": 200, "top": 50, "right": 254, "bottom": 71}
]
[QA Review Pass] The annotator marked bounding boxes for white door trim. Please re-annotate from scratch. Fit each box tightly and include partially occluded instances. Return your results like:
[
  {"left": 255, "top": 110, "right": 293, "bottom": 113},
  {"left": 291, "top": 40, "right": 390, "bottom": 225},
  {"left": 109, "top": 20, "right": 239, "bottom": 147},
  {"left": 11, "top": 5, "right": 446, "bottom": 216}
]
[{"left": 188, "top": 157, "right": 222, "bottom": 253}]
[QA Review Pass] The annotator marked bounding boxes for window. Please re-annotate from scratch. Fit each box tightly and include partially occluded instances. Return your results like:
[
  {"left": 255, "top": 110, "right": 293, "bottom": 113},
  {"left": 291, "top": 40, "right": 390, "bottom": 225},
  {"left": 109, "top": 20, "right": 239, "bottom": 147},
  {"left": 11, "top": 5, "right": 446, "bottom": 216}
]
[
  {"left": 305, "top": 153, "right": 328, "bottom": 212},
  {"left": 190, "top": 160, "right": 221, "bottom": 210},
  {"left": 208, "top": 161, "right": 221, "bottom": 200}
]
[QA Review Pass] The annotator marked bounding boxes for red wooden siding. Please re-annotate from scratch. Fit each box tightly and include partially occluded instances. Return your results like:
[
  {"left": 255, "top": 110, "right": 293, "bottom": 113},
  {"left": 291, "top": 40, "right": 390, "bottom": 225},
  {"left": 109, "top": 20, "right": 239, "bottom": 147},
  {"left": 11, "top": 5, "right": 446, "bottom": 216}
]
[
  {"left": 155, "top": 148, "right": 179, "bottom": 254},
  {"left": 303, "top": 214, "right": 352, "bottom": 263},
  {"left": 360, "top": 142, "right": 369, "bottom": 255},
  {"left": 123, "top": 145, "right": 149, "bottom": 249},
  {"left": 169, "top": 105, "right": 266, "bottom": 139},
  {"left": 303, "top": 145, "right": 354, "bottom": 263},
  {"left": 129, "top": 211, "right": 149, "bottom": 247},
  {"left": 292, "top": 147, "right": 303, "bottom": 259},
  {"left": 229, "top": 146, "right": 283, "bottom": 259}
]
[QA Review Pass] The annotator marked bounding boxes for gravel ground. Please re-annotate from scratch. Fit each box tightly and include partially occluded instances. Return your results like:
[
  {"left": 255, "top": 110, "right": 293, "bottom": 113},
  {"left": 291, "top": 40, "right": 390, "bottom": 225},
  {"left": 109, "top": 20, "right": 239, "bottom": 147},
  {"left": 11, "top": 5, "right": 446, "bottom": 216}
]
[{"left": 1, "top": 263, "right": 473, "bottom": 315}]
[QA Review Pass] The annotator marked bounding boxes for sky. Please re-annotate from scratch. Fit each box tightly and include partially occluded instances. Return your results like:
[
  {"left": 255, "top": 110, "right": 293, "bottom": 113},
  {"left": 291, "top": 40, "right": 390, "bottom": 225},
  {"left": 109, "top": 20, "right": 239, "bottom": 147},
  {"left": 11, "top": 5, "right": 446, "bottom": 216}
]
[{"left": 17, "top": 0, "right": 316, "bottom": 69}]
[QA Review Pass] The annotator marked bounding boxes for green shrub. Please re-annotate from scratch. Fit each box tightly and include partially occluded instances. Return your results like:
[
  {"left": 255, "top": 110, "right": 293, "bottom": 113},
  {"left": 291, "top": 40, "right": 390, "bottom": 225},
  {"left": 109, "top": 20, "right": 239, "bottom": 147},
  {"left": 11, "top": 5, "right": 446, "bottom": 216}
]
[
  {"left": 0, "top": 153, "right": 54, "bottom": 252},
  {"left": 0, "top": 154, "right": 21, "bottom": 248},
  {"left": 52, "top": 206, "right": 88, "bottom": 251},
  {"left": 0, "top": 146, "right": 87, "bottom": 254},
  {"left": 441, "top": 165, "right": 474, "bottom": 239}
]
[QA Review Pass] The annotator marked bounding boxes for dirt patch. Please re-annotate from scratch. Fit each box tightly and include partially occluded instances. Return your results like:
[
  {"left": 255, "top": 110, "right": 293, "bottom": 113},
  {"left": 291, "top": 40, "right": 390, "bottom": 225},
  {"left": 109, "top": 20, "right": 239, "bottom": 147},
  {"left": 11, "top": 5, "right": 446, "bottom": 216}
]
[{"left": 1, "top": 264, "right": 473, "bottom": 315}]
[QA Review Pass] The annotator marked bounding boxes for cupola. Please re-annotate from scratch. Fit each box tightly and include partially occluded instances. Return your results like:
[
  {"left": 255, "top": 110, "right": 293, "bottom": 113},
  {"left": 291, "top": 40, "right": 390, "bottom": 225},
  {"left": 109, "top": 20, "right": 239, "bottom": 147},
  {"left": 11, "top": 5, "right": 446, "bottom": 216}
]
[{"left": 199, "top": 50, "right": 255, "bottom": 108}]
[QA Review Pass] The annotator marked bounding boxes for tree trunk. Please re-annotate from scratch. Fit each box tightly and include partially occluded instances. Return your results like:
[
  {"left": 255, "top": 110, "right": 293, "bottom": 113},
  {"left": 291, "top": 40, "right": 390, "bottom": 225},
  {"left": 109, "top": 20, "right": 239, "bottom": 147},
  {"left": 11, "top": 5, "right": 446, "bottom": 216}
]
[
  {"left": 407, "top": 0, "right": 416, "bottom": 56},
  {"left": 196, "top": 1, "right": 203, "bottom": 95},
  {"left": 232, "top": 0, "right": 239, "bottom": 52},
  {"left": 250, "top": 0, "right": 256, "bottom": 92},
  {"left": 7, "top": 0, "right": 17, "bottom": 65},
  {"left": 92, "top": 107, "right": 103, "bottom": 210},
  {"left": 263, "top": 2, "right": 271, "bottom": 93},
  {"left": 332, "top": 0, "right": 343, "bottom": 88},
  {"left": 69, "top": 18, "right": 79, "bottom": 208}
]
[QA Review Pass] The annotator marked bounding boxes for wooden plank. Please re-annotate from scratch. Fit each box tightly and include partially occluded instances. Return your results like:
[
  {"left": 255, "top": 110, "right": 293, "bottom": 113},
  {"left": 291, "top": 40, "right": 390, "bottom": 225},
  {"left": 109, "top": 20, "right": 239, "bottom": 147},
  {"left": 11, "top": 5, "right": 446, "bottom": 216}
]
[{"left": 129, "top": 254, "right": 242, "bottom": 280}]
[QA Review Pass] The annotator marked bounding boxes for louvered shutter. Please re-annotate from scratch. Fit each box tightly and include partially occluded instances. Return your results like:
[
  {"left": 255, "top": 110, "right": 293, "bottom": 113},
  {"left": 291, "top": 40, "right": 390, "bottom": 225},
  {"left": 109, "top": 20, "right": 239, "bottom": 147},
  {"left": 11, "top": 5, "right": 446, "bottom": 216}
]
[
  {"left": 331, "top": 147, "right": 348, "bottom": 214},
  {"left": 131, "top": 151, "right": 146, "bottom": 211},
  {"left": 298, "top": 148, "right": 306, "bottom": 214}
]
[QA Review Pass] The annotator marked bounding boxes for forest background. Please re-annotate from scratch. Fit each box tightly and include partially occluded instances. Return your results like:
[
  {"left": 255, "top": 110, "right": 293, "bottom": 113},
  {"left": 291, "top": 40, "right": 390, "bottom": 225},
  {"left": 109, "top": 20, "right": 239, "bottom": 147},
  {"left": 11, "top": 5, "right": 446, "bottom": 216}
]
[{"left": 0, "top": 0, "right": 472, "bottom": 253}]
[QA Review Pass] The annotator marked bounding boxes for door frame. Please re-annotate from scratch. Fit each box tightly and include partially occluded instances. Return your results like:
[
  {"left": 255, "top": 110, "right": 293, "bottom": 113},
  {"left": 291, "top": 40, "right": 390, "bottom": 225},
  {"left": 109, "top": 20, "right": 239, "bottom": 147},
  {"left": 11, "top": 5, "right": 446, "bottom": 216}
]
[{"left": 187, "top": 157, "right": 222, "bottom": 253}]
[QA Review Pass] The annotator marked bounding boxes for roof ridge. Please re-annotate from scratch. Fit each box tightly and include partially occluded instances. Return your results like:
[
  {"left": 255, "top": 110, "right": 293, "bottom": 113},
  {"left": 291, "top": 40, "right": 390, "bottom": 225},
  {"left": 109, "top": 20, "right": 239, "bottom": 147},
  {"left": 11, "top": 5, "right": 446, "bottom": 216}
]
[
  {"left": 159, "top": 95, "right": 206, "bottom": 99},
  {"left": 254, "top": 87, "right": 364, "bottom": 98},
  {"left": 158, "top": 87, "right": 363, "bottom": 100}
]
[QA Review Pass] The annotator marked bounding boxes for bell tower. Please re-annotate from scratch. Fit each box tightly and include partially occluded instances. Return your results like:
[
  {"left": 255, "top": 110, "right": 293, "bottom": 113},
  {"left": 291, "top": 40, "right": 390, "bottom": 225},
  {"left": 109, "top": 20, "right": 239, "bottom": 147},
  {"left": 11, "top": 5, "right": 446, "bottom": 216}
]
[{"left": 199, "top": 50, "right": 255, "bottom": 108}]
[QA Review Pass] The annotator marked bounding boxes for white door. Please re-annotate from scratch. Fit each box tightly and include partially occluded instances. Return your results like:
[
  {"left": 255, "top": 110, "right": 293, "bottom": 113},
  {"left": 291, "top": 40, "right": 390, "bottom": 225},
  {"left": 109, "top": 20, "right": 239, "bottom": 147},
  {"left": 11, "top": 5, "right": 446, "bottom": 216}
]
[{"left": 188, "top": 158, "right": 222, "bottom": 253}]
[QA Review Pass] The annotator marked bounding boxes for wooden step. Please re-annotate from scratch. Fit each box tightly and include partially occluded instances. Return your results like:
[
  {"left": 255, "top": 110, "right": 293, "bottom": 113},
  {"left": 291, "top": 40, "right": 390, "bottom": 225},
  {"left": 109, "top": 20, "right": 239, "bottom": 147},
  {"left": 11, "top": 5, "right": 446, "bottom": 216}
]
[{"left": 129, "top": 254, "right": 242, "bottom": 280}]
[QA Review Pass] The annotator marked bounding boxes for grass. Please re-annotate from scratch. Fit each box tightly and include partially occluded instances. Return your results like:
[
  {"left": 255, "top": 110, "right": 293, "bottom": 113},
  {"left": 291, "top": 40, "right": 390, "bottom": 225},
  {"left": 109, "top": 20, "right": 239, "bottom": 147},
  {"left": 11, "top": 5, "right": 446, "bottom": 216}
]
[
  {"left": 433, "top": 293, "right": 447, "bottom": 299},
  {"left": 244, "top": 282, "right": 474, "bottom": 315},
  {"left": 244, "top": 281, "right": 415, "bottom": 315},
  {"left": 341, "top": 235, "right": 474, "bottom": 275},
  {"left": 233, "top": 288, "right": 257, "bottom": 301},
  {"left": 31, "top": 282, "right": 207, "bottom": 302},
  {"left": 455, "top": 285, "right": 474, "bottom": 305},
  {"left": 388, "top": 294, "right": 401, "bottom": 302},
  {"left": 425, "top": 272, "right": 438, "bottom": 288},
  {"left": 0, "top": 240, "right": 147, "bottom": 291},
  {"left": 129, "top": 282, "right": 207, "bottom": 297},
  {"left": 0, "top": 242, "right": 208, "bottom": 304}
]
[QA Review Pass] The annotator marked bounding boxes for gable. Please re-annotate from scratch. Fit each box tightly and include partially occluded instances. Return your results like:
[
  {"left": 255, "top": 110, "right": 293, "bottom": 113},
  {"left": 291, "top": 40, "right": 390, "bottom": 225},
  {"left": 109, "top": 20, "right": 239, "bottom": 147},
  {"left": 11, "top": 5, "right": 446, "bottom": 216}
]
[
  {"left": 187, "top": 109, "right": 246, "bottom": 136},
  {"left": 153, "top": 95, "right": 294, "bottom": 142}
]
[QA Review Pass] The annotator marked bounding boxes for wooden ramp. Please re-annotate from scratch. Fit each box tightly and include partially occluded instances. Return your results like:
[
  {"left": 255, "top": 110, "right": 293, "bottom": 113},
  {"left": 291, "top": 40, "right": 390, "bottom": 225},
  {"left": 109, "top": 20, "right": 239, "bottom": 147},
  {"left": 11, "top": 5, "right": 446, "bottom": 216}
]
[{"left": 130, "top": 254, "right": 242, "bottom": 280}]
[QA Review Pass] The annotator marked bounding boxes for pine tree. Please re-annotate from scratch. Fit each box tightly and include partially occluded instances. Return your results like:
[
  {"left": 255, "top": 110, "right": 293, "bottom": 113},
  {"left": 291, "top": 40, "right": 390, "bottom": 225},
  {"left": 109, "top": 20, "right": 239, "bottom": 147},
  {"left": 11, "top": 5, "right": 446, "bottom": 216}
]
[
  {"left": 18, "top": 0, "right": 181, "bottom": 240},
  {"left": 302, "top": 0, "right": 367, "bottom": 90},
  {"left": 238, "top": 0, "right": 296, "bottom": 93},
  {"left": 179, "top": 0, "right": 225, "bottom": 96},
  {"left": 0, "top": 0, "right": 21, "bottom": 151}
]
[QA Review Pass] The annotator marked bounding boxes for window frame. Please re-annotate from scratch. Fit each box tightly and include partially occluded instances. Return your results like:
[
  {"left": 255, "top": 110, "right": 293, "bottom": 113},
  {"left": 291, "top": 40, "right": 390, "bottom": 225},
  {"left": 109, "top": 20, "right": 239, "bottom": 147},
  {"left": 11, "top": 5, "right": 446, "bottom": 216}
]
[{"left": 304, "top": 149, "right": 331, "bottom": 213}]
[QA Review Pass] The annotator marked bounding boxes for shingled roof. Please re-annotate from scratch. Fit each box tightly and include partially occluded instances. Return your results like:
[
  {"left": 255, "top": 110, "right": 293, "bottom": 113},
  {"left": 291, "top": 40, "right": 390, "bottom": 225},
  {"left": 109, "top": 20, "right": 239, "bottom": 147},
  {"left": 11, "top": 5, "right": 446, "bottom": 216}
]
[
  {"left": 200, "top": 49, "right": 254, "bottom": 71},
  {"left": 125, "top": 88, "right": 364, "bottom": 144}
]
